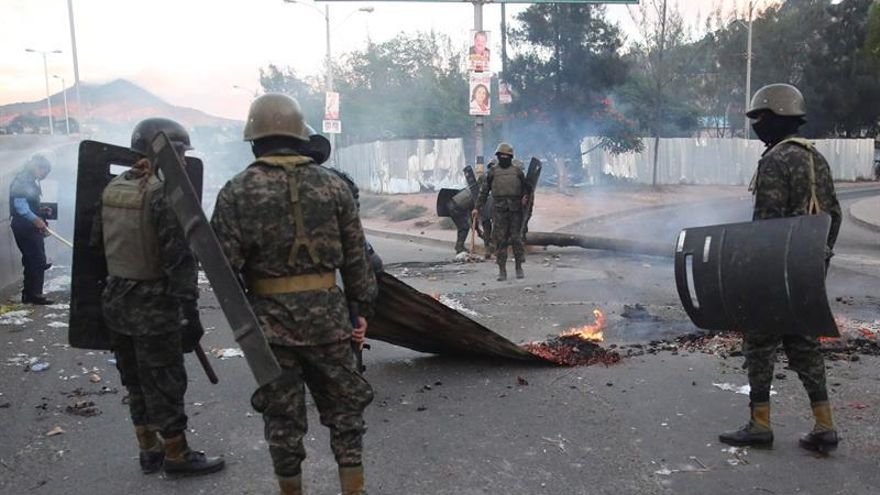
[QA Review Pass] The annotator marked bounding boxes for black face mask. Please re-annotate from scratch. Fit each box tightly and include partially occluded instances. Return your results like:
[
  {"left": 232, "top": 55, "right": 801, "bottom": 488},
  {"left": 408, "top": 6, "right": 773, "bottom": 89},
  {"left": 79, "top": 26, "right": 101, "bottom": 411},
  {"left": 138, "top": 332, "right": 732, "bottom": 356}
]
[
  {"left": 751, "top": 116, "right": 802, "bottom": 146},
  {"left": 497, "top": 156, "right": 513, "bottom": 168}
]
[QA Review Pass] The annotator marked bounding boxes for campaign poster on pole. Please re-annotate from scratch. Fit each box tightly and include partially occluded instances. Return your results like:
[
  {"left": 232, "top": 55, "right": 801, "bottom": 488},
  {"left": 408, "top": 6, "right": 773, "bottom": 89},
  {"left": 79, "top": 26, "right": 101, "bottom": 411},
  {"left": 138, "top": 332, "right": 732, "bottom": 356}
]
[
  {"left": 498, "top": 80, "right": 512, "bottom": 104},
  {"left": 323, "top": 91, "right": 341, "bottom": 134},
  {"left": 468, "top": 30, "right": 490, "bottom": 72},
  {"left": 469, "top": 72, "right": 492, "bottom": 116}
]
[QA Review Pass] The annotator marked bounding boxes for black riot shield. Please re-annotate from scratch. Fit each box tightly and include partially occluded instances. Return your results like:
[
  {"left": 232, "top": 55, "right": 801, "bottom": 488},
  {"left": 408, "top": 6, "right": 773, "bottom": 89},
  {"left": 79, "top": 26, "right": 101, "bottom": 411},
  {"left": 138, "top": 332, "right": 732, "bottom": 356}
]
[
  {"left": 674, "top": 214, "right": 838, "bottom": 338},
  {"left": 463, "top": 165, "right": 479, "bottom": 200},
  {"left": 435, "top": 188, "right": 459, "bottom": 217},
  {"left": 69, "top": 140, "right": 204, "bottom": 350},
  {"left": 525, "top": 157, "right": 542, "bottom": 191},
  {"left": 149, "top": 132, "right": 282, "bottom": 387}
]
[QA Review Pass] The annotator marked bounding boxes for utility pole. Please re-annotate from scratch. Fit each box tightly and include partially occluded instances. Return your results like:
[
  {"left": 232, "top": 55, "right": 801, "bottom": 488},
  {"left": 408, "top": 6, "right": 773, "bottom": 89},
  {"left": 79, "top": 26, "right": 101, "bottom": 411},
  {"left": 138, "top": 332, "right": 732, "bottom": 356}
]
[
  {"left": 500, "top": 3, "right": 509, "bottom": 139},
  {"left": 25, "top": 48, "right": 62, "bottom": 135},
  {"left": 474, "top": 0, "right": 485, "bottom": 167},
  {"left": 744, "top": 0, "right": 754, "bottom": 139},
  {"left": 53, "top": 75, "right": 70, "bottom": 135},
  {"left": 68, "top": 0, "right": 82, "bottom": 130}
]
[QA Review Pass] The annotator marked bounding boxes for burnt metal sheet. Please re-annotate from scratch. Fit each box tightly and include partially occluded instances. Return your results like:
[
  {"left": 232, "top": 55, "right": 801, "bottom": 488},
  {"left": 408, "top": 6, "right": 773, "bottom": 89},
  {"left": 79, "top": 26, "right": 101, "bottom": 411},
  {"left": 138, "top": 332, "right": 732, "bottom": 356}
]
[
  {"left": 369, "top": 272, "right": 539, "bottom": 361},
  {"left": 69, "top": 140, "right": 203, "bottom": 351},
  {"left": 674, "top": 214, "right": 838, "bottom": 338}
]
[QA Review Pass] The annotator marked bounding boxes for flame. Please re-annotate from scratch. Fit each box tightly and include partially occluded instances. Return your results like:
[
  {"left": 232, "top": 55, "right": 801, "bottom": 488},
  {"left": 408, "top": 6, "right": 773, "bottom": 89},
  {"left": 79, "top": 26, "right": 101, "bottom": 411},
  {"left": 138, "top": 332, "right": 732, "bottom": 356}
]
[{"left": 561, "top": 309, "right": 606, "bottom": 342}]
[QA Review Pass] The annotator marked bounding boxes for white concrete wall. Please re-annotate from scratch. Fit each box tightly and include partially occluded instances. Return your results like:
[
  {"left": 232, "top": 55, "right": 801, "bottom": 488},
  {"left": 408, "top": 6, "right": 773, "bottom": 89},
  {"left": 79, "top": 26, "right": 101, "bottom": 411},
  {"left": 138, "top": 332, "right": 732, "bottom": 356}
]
[
  {"left": 581, "top": 137, "right": 876, "bottom": 185},
  {"left": 335, "top": 138, "right": 467, "bottom": 194}
]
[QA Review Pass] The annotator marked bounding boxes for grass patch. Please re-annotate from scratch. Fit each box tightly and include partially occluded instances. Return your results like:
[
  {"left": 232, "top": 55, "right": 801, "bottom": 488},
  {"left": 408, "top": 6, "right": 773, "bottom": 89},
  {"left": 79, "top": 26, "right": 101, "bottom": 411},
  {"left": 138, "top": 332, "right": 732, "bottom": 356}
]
[{"left": 389, "top": 205, "right": 427, "bottom": 222}]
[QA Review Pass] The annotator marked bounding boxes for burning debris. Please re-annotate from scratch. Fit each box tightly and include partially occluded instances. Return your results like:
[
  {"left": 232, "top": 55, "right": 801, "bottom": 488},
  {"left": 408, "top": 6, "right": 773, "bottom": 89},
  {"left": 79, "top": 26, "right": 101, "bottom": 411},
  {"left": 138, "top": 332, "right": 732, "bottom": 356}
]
[{"left": 522, "top": 310, "right": 622, "bottom": 367}]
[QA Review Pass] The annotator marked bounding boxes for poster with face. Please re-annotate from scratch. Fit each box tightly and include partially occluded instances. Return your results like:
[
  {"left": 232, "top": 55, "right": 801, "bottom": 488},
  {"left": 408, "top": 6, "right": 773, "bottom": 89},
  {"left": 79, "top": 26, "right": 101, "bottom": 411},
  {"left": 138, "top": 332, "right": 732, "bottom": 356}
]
[
  {"left": 498, "top": 80, "right": 512, "bottom": 104},
  {"left": 324, "top": 91, "right": 340, "bottom": 120},
  {"left": 322, "top": 119, "right": 341, "bottom": 134},
  {"left": 468, "top": 30, "right": 490, "bottom": 72},
  {"left": 469, "top": 72, "right": 492, "bottom": 116}
]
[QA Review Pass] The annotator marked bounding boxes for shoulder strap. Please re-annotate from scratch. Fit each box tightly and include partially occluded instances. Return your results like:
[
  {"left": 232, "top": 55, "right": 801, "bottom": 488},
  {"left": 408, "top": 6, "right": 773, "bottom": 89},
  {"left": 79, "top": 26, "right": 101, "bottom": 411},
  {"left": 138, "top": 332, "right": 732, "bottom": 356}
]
[{"left": 772, "top": 138, "right": 821, "bottom": 214}]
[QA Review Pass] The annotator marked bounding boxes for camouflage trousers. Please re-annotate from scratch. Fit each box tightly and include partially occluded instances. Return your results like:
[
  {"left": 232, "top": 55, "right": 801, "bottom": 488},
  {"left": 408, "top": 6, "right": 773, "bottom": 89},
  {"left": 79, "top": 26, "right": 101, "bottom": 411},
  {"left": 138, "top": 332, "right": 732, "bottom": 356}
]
[
  {"left": 448, "top": 202, "right": 471, "bottom": 253},
  {"left": 743, "top": 333, "right": 828, "bottom": 404},
  {"left": 109, "top": 331, "right": 188, "bottom": 435},
  {"left": 251, "top": 341, "right": 374, "bottom": 477},
  {"left": 492, "top": 208, "right": 525, "bottom": 263}
]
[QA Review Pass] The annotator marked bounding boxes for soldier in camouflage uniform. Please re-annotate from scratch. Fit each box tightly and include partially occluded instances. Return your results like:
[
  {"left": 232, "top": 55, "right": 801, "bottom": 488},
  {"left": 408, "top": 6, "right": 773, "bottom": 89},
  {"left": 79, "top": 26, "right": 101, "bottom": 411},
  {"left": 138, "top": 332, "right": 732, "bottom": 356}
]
[
  {"left": 91, "top": 118, "right": 224, "bottom": 476},
  {"left": 474, "top": 143, "right": 531, "bottom": 281},
  {"left": 719, "top": 84, "right": 841, "bottom": 453},
  {"left": 210, "top": 94, "right": 377, "bottom": 495}
]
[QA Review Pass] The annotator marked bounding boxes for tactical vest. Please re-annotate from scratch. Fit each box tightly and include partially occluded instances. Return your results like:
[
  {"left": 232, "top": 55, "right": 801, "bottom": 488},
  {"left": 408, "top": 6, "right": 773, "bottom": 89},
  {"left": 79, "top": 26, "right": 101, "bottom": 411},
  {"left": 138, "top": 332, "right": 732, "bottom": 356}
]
[
  {"left": 101, "top": 173, "right": 163, "bottom": 280},
  {"left": 8, "top": 172, "right": 41, "bottom": 221},
  {"left": 492, "top": 165, "right": 523, "bottom": 198},
  {"left": 751, "top": 137, "right": 823, "bottom": 214}
]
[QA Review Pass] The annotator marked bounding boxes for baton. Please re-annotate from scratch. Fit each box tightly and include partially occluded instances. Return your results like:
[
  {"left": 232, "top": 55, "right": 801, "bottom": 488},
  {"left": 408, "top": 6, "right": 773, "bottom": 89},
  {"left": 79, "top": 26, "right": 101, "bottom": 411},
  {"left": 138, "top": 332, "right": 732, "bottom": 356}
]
[
  {"left": 194, "top": 343, "right": 219, "bottom": 384},
  {"left": 46, "top": 227, "right": 73, "bottom": 249}
]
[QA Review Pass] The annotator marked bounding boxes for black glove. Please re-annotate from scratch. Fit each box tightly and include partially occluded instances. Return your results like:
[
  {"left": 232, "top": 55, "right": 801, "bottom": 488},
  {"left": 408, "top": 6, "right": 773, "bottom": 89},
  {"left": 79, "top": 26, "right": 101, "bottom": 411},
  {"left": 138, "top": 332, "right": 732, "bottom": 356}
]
[{"left": 180, "top": 301, "right": 204, "bottom": 353}]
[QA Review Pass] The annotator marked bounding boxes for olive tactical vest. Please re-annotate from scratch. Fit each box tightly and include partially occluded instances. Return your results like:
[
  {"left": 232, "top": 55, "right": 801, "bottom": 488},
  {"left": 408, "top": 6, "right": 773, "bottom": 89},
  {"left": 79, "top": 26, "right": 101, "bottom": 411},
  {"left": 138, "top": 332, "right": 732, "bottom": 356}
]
[
  {"left": 492, "top": 165, "right": 523, "bottom": 198},
  {"left": 101, "top": 173, "right": 163, "bottom": 280}
]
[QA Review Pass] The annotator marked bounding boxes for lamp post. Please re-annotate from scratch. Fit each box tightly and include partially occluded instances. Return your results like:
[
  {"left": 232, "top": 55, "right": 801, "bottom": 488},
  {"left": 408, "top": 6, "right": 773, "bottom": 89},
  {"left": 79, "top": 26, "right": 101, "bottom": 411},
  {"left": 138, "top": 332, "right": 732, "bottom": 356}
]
[
  {"left": 282, "top": 1, "right": 374, "bottom": 165},
  {"left": 25, "top": 48, "right": 63, "bottom": 135},
  {"left": 52, "top": 75, "right": 71, "bottom": 135}
]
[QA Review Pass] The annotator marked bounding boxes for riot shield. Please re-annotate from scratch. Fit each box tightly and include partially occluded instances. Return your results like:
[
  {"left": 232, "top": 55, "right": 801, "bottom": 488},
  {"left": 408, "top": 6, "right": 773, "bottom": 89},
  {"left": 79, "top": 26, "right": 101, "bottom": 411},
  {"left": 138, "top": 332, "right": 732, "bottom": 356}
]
[
  {"left": 525, "top": 157, "right": 542, "bottom": 191},
  {"left": 435, "top": 188, "right": 459, "bottom": 217},
  {"left": 69, "top": 140, "right": 203, "bottom": 350},
  {"left": 674, "top": 214, "right": 838, "bottom": 338},
  {"left": 463, "top": 165, "right": 479, "bottom": 200},
  {"left": 149, "top": 132, "right": 282, "bottom": 387}
]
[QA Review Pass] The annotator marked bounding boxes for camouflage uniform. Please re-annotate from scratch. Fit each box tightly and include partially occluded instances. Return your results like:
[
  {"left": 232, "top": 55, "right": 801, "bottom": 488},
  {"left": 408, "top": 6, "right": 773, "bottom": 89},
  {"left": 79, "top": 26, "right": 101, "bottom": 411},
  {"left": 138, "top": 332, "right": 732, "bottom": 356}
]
[
  {"left": 210, "top": 154, "right": 377, "bottom": 478},
  {"left": 90, "top": 169, "right": 197, "bottom": 435},
  {"left": 745, "top": 137, "right": 841, "bottom": 405},
  {"left": 476, "top": 164, "right": 529, "bottom": 265}
]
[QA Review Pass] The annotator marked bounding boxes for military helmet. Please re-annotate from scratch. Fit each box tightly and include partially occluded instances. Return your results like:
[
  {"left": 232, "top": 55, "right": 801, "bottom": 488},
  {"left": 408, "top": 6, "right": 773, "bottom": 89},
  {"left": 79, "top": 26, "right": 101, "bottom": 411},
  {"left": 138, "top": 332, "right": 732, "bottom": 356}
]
[
  {"left": 243, "top": 93, "right": 309, "bottom": 142},
  {"left": 746, "top": 84, "right": 806, "bottom": 119},
  {"left": 495, "top": 142, "right": 514, "bottom": 156},
  {"left": 131, "top": 118, "right": 192, "bottom": 156}
]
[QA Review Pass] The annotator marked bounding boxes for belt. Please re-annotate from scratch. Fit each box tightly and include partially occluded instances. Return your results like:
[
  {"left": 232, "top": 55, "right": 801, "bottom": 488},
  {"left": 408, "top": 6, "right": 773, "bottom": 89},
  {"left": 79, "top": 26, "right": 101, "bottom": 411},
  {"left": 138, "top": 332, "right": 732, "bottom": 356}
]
[{"left": 248, "top": 272, "right": 336, "bottom": 295}]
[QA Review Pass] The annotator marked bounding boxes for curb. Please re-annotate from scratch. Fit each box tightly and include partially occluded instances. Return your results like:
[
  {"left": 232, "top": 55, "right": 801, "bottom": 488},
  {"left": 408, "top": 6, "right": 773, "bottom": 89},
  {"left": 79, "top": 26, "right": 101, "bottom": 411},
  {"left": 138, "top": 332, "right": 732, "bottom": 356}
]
[{"left": 848, "top": 198, "right": 880, "bottom": 234}]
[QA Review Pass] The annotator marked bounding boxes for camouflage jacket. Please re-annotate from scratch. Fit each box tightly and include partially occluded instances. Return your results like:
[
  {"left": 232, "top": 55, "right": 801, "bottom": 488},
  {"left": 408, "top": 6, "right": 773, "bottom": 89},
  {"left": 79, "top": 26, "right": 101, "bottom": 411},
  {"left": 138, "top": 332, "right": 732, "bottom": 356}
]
[
  {"left": 752, "top": 137, "right": 842, "bottom": 252},
  {"left": 210, "top": 154, "right": 377, "bottom": 347},
  {"left": 90, "top": 169, "right": 198, "bottom": 336}
]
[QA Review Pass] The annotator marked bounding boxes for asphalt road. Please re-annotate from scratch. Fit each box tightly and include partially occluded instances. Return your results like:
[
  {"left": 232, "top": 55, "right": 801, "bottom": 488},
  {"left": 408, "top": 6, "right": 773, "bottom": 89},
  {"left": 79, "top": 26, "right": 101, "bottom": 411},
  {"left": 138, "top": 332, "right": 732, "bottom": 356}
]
[{"left": 1, "top": 219, "right": 879, "bottom": 494}]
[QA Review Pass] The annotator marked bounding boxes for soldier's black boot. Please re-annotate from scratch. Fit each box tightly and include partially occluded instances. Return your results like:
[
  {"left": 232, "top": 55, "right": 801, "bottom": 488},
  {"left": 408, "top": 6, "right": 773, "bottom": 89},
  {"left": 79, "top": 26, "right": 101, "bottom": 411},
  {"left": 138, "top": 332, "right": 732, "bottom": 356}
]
[
  {"left": 719, "top": 402, "right": 774, "bottom": 447},
  {"left": 134, "top": 425, "right": 164, "bottom": 474},
  {"left": 799, "top": 401, "right": 839, "bottom": 453},
  {"left": 162, "top": 432, "right": 225, "bottom": 477},
  {"left": 339, "top": 465, "right": 367, "bottom": 495},
  {"left": 497, "top": 263, "right": 507, "bottom": 281},
  {"left": 278, "top": 474, "right": 303, "bottom": 495},
  {"left": 515, "top": 260, "right": 525, "bottom": 279}
]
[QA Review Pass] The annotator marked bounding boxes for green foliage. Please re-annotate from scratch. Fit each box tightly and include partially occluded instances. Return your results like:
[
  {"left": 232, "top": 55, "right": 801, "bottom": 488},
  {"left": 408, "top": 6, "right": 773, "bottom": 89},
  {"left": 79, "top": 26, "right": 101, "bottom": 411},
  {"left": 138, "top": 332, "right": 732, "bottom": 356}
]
[{"left": 868, "top": 2, "right": 880, "bottom": 57}]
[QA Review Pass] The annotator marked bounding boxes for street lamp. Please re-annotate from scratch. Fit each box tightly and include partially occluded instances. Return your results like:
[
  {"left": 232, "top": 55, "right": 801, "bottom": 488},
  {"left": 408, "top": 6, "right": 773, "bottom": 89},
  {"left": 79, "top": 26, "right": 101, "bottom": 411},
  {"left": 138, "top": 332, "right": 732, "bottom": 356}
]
[
  {"left": 281, "top": 1, "right": 375, "bottom": 165},
  {"left": 52, "top": 75, "right": 71, "bottom": 135},
  {"left": 737, "top": 1, "right": 764, "bottom": 139},
  {"left": 25, "top": 48, "right": 63, "bottom": 135}
]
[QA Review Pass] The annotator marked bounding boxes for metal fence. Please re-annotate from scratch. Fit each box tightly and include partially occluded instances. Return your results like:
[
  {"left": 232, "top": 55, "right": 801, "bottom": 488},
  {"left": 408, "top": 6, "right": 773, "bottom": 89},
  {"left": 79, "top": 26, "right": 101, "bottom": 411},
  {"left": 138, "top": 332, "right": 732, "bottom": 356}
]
[
  {"left": 335, "top": 138, "right": 466, "bottom": 194},
  {"left": 580, "top": 137, "right": 876, "bottom": 185}
]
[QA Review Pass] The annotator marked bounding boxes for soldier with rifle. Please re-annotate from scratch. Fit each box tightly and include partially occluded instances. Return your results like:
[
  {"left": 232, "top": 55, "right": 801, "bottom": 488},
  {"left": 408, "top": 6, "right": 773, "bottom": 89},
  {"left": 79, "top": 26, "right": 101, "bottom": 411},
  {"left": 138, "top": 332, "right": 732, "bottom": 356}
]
[
  {"left": 210, "top": 94, "right": 377, "bottom": 495},
  {"left": 90, "top": 118, "right": 225, "bottom": 476},
  {"left": 719, "top": 84, "right": 841, "bottom": 453}
]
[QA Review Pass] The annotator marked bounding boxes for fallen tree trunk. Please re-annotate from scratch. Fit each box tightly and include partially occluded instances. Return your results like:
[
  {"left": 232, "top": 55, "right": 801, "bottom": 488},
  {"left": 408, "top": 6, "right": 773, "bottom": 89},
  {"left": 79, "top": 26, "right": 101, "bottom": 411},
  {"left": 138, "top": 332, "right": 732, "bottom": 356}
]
[{"left": 525, "top": 231, "right": 671, "bottom": 258}]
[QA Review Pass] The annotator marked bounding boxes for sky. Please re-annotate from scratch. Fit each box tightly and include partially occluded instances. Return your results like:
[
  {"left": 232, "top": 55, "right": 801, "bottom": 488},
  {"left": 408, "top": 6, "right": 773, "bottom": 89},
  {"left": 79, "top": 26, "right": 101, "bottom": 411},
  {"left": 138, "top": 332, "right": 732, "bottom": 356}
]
[{"left": 0, "top": 0, "right": 755, "bottom": 120}]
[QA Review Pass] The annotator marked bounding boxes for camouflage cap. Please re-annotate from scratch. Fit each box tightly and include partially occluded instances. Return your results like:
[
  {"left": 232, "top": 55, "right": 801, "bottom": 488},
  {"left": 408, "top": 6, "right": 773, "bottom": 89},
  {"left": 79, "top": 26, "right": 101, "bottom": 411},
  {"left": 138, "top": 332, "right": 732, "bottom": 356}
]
[{"left": 747, "top": 84, "right": 806, "bottom": 119}]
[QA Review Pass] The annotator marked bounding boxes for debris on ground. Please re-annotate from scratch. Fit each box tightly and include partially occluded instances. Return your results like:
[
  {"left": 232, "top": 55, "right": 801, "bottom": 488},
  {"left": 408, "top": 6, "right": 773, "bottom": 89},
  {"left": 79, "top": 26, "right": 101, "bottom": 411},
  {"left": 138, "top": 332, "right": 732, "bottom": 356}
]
[
  {"left": 88, "top": 374, "right": 101, "bottom": 383},
  {"left": 47, "top": 321, "right": 68, "bottom": 329},
  {"left": 437, "top": 295, "right": 480, "bottom": 318},
  {"left": 29, "top": 362, "right": 51, "bottom": 372},
  {"left": 621, "top": 303, "right": 656, "bottom": 321},
  {"left": 0, "top": 310, "right": 33, "bottom": 326},
  {"left": 66, "top": 400, "right": 101, "bottom": 417},
  {"left": 211, "top": 348, "right": 244, "bottom": 359},
  {"left": 6, "top": 354, "right": 38, "bottom": 367},
  {"left": 453, "top": 252, "right": 485, "bottom": 263},
  {"left": 523, "top": 336, "right": 621, "bottom": 366},
  {"left": 46, "top": 426, "right": 65, "bottom": 437},
  {"left": 713, "top": 382, "right": 777, "bottom": 396}
]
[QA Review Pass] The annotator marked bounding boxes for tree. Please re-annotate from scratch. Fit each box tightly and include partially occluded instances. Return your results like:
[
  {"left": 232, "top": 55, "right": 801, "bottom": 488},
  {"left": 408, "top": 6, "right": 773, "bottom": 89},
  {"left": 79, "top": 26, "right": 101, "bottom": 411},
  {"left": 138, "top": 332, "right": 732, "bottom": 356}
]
[
  {"left": 506, "top": 4, "right": 640, "bottom": 188},
  {"left": 622, "top": 0, "right": 701, "bottom": 185}
]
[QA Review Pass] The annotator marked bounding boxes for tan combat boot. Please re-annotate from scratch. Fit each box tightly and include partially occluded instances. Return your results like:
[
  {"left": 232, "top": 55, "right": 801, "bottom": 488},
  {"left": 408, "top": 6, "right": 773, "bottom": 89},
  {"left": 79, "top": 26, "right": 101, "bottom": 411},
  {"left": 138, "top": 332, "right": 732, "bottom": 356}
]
[
  {"left": 278, "top": 474, "right": 303, "bottom": 495},
  {"left": 134, "top": 425, "right": 164, "bottom": 474},
  {"left": 719, "top": 402, "right": 773, "bottom": 447},
  {"left": 339, "top": 465, "right": 366, "bottom": 495},
  {"left": 162, "top": 432, "right": 226, "bottom": 476},
  {"left": 799, "top": 401, "right": 839, "bottom": 453}
]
